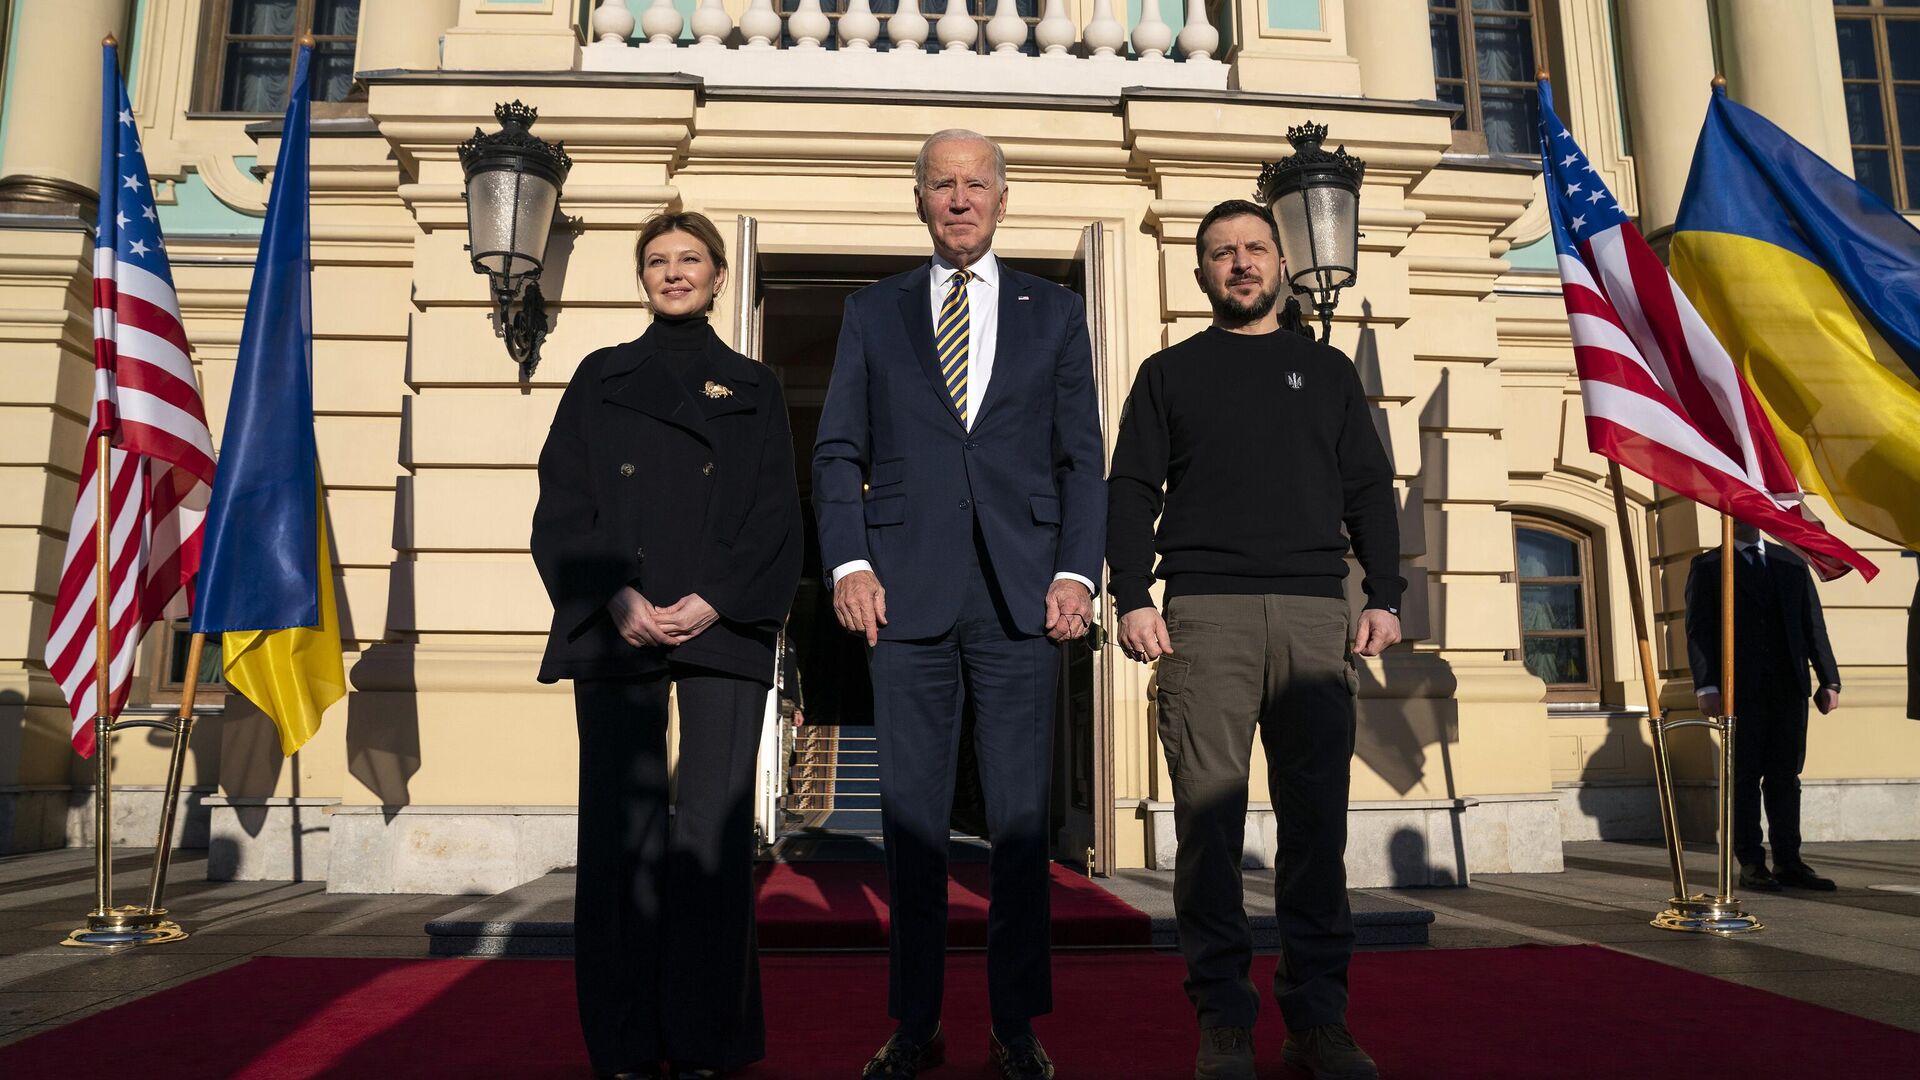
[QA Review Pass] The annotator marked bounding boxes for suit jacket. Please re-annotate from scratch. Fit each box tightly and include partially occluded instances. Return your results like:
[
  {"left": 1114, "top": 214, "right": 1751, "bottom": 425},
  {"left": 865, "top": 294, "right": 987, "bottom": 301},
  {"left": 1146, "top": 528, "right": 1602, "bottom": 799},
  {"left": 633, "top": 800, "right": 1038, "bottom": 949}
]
[
  {"left": 1684, "top": 545, "right": 1840, "bottom": 703},
  {"left": 531, "top": 319, "right": 803, "bottom": 685},
  {"left": 811, "top": 261, "right": 1106, "bottom": 639}
]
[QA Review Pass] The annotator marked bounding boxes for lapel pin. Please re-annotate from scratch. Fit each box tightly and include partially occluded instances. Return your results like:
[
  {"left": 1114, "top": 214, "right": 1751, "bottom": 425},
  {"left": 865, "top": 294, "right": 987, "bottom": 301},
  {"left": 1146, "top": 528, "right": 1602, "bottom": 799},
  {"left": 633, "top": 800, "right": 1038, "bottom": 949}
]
[
  {"left": 1017, "top": 295, "right": 1031, "bottom": 301},
  {"left": 703, "top": 380, "right": 733, "bottom": 399}
]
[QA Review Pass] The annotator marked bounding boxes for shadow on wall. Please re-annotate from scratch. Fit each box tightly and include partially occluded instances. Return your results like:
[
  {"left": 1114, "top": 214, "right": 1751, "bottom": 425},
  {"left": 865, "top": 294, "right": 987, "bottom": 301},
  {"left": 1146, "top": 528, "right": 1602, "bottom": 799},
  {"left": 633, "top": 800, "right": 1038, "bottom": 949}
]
[
  {"left": 1573, "top": 712, "right": 1669, "bottom": 842},
  {"left": 346, "top": 647, "right": 421, "bottom": 824}
]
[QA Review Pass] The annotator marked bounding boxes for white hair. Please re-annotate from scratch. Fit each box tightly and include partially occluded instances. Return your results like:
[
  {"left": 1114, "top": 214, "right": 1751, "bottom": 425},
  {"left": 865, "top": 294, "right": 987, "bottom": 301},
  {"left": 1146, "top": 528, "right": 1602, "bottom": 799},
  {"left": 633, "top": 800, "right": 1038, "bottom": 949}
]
[{"left": 915, "top": 129, "right": 1007, "bottom": 190}]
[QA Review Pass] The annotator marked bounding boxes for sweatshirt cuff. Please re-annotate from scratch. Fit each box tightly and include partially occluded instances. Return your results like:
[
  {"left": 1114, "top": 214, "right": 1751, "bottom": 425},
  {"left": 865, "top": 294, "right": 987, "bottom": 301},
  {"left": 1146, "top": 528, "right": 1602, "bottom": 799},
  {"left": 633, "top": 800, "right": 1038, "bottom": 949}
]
[
  {"left": 1361, "top": 579, "right": 1404, "bottom": 615},
  {"left": 1109, "top": 575, "right": 1155, "bottom": 616}
]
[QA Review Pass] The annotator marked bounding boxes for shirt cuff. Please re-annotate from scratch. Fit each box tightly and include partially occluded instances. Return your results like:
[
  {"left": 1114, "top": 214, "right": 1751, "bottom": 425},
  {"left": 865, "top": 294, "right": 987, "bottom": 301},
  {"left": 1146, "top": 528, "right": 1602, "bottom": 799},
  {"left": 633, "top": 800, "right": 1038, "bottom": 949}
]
[
  {"left": 1053, "top": 572, "right": 1096, "bottom": 595},
  {"left": 1695, "top": 686, "right": 1719, "bottom": 699},
  {"left": 830, "top": 560, "right": 873, "bottom": 587}
]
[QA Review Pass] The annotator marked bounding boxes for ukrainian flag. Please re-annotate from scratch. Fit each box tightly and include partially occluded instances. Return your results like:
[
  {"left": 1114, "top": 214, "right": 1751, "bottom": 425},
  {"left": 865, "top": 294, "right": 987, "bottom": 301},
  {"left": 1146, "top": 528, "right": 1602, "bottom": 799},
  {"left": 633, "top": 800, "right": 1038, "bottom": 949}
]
[
  {"left": 1671, "top": 86, "right": 1920, "bottom": 550},
  {"left": 189, "top": 43, "right": 343, "bottom": 755}
]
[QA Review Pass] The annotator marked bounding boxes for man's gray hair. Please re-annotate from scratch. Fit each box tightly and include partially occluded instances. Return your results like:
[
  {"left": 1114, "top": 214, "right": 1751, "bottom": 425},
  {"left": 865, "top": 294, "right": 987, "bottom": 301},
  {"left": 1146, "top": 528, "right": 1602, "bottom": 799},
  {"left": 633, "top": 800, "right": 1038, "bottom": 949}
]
[{"left": 915, "top": 129, "right": 1007, "bottom": 190}]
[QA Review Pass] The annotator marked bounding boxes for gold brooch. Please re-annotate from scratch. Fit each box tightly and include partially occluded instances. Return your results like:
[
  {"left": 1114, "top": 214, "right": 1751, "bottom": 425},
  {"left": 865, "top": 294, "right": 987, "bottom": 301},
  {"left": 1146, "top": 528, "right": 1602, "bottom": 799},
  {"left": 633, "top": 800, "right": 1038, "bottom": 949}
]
[{"left": 702, "top": 381, "right": 733, "bottom": 399}]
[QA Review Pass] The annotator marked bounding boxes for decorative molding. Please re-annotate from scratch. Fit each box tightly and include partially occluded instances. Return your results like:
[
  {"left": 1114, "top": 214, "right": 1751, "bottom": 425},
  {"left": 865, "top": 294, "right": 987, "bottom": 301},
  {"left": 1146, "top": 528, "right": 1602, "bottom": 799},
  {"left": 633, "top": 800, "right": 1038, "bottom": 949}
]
[{"left": 1549, "top": 0, "right": 1636, "bottom": 220}]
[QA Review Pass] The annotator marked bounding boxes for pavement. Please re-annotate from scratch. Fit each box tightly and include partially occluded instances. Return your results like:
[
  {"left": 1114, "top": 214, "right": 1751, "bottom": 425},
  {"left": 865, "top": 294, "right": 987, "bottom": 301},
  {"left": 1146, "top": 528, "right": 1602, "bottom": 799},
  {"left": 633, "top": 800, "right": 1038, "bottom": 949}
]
[{"left": 2, "top": 840, "right": 1917, "bottom": 1050}]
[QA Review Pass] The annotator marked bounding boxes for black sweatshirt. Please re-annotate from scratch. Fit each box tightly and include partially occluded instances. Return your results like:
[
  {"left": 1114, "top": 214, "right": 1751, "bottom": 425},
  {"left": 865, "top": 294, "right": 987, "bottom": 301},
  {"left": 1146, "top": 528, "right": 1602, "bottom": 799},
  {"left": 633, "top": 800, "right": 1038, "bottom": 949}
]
[{"left": 1106, "top": 325, "right": 1405, "bottom": 616}]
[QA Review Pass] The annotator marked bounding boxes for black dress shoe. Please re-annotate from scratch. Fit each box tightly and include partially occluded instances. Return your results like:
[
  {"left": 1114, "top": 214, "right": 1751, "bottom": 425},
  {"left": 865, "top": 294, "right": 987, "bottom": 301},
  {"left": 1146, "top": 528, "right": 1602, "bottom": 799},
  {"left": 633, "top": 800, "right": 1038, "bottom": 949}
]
[
  {"left": 602, "top": 1069, "right": 663, "bottom": 1080},
  {"left": 989, "top": 1031, "right": 1055, "bottom": 1080},
  {"left": 1775, "top": 862, "right": 1838, "bottom": 891},
  {"left": 1739, "top": 863, "right": 1783, "bottom": 892},
  {"left": 669, "top": 1068, "right": 721, "bottom": 1080},
  {"left": 863, "top": 1026, "right": 944, "bottom": 1079}
]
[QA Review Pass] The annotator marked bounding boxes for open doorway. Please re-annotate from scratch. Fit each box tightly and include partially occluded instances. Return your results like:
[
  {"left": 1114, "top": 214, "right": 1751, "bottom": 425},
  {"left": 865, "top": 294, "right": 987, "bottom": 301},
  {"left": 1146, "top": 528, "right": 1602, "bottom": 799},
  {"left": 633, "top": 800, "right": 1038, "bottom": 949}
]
[{"left": 743, "top": 236, "right": 1115, "bottom": 873}]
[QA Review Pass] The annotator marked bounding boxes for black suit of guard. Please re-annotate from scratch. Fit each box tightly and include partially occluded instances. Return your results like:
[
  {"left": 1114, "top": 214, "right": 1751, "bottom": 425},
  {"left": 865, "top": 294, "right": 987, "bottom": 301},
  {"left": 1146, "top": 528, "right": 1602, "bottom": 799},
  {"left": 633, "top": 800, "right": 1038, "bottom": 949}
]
[
  {"left": 1684, "top": 543, "right": 1840, "bottom": 873},
  {"left": 532, "top": 314, "right": 802, "bottom": 1075}
]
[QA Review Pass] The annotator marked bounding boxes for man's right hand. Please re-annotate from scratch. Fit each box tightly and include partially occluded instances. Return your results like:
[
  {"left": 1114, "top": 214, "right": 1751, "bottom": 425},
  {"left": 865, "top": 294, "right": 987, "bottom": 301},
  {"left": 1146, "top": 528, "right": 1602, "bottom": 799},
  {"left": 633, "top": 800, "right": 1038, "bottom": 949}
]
[
  {"left": 607, "top": 586, "right": 669, "bottom": 648},
  {"left": 834, "top": 569, "right": 888, "bottom": 647},
  {"left": 1117, "top": 607, "right": 1173, "bottom": 663},
  {"left": 1698, "top": 690, "right": 1723, "bottom": 718}
]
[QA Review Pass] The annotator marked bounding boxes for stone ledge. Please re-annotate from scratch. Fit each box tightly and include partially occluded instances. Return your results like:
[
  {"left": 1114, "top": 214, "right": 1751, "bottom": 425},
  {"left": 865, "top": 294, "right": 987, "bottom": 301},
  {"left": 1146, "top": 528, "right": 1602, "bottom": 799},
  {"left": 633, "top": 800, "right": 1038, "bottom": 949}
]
[
  {"left": 1140, "top": 795, "right": 1564, "bottom": 886},
  {"left": 1555, "top": 778, "right": 1920, "bottom": 843}
]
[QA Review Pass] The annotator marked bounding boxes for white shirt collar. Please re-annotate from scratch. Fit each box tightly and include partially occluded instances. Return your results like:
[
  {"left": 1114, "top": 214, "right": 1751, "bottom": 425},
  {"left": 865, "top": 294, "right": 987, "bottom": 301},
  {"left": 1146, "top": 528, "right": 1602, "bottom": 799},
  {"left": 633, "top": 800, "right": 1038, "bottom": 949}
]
[
  {"left": 932, "top": 250, "right": 999, "bottom": 289},
  {"left": 1736, "top": 536, "right": 1767, "bottom": 555}
]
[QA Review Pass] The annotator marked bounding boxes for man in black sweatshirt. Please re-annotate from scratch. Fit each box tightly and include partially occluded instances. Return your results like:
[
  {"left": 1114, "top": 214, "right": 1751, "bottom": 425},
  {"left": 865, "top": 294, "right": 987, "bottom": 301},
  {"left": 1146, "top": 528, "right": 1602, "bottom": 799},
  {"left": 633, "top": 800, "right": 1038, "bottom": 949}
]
[{"left": 1108, "top": 200, "right": 1403, "bottom": 1080}]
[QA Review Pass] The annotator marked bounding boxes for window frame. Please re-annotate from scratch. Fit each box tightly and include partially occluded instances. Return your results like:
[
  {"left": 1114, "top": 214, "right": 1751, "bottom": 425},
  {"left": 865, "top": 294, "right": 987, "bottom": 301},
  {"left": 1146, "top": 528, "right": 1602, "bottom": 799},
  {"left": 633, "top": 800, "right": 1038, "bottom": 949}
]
[
  {"left": 1511, "top": 515, "right": 1604, "bottom": 703},
  {"left": 138, "top": 620, "right": 228, "bottom": 709},
  {"left": 1834, "top": 1, "right": 1920, "bottom": 211},
  {"left": 193, "top": 0, "right": 363, "bottom": 117},
  {"left": 1430, "top": 0, "right": 1553, "bottom": 156}
]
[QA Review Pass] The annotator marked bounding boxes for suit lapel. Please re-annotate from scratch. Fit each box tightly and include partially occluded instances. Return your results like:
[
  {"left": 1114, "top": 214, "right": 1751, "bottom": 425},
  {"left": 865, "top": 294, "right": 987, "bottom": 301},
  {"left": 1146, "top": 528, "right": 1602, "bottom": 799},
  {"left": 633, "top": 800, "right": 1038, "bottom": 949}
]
[
  {"left": 972, "top": 266, "right": 1026, "bottom": 429},
  {"left": 898, "top": 264, "right": 966, "bottom": 429},
  {"left": 603, "top": 339, "right": 713, "bottom": 446}
]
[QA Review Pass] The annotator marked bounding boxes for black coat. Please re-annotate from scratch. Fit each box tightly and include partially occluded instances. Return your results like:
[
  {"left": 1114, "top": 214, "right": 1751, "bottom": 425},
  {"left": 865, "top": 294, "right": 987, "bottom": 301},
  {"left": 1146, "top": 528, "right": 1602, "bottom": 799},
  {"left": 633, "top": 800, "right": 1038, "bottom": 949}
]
[
  {"left": 1684, "top": 545, "right": 1840, "bottom": 702},
  {"left": 531, "top": 319, "right": 803, "bottom": 685}
]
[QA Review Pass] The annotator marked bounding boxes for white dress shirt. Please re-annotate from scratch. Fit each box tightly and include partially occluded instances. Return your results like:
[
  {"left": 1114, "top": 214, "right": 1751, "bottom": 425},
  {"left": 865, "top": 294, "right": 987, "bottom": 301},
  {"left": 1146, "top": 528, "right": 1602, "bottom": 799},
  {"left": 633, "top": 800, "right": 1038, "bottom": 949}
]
[{"left": 831, "top": 251, "right": 1095, "bottom": 599}]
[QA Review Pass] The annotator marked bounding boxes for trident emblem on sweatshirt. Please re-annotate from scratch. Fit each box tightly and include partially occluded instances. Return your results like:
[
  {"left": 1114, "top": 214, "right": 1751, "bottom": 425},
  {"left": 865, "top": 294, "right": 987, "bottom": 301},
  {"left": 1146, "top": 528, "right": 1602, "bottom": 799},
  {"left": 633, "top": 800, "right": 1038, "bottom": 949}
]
[{"left": 1286, "top": 371, "right": 1304, "bottom": 391}]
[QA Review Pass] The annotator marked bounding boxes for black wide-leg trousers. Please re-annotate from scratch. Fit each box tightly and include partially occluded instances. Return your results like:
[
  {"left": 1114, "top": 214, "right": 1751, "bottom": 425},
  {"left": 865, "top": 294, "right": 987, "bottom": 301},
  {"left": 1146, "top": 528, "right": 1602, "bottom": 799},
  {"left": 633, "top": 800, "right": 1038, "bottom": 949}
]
[
  {"left": 869, "top": 532, "right": 1059, "bottom": 1032},
  {"left": 1731, "top": 685, "right": 1810, "bottom": 870},
  {"left": 573, "top": 669, "right": 769, "bottom": 1074}
]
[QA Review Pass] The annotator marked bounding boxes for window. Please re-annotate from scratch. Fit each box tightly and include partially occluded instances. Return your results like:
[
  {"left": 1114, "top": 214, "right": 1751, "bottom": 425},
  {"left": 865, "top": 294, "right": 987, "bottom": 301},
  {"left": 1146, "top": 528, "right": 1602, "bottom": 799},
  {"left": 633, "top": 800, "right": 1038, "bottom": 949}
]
[
  {"left": 1431, "top": 0, "right": 1550, "bottom": 156},
  {"left": 141, "top": 622, "right": 227, "bottom": 707},
  {"left": 195, "top": 0, "right": 360, "bottom": 114},
  {"left": 1513, "top": 517, "right": 1602, "bottom": 702},
  {"left": 1834, "top": 1, "right": 1920, "bottom": 210}
]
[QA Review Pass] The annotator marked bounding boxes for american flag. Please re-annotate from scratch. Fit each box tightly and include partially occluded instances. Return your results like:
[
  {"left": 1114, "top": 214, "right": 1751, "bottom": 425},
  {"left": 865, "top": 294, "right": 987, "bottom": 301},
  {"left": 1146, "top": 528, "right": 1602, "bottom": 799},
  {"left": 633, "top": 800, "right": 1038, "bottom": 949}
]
[
  {"left": 1537, "top": 80, "right": 1874, "bottom": 581},
  {"left": 42, "top": 46, "right": 217, "bottom": 755}
]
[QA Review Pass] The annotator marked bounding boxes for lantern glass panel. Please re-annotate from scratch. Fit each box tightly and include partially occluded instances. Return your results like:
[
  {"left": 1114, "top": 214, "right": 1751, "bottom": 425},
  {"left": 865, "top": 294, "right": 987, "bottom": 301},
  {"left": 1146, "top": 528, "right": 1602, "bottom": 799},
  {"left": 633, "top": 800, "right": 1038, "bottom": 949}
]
[
  {"left": 1274, "top": 184, "right": 1358, "bottom": 296},
  {"left": 466, "top": 166, "right": 558, "bottom": 282}
]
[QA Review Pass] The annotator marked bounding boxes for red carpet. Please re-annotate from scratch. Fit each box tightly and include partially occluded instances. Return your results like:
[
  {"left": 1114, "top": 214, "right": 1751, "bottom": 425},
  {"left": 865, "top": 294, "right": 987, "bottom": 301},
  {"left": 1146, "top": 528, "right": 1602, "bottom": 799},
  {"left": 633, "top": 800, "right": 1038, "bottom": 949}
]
[
  {"left": 754, "top": 861, "right": 1151, "bottom": 948},
  {"left": 4, "top": 946, "right": 1916, "bottom": 1078}
]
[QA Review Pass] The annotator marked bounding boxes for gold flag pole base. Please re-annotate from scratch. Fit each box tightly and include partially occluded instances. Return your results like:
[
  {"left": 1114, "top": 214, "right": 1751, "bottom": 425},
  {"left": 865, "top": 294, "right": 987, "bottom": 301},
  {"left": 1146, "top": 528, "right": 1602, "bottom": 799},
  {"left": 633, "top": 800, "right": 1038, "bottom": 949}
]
[
  {"left": 62, "top": 906, "right": 188, "bottom": 949},
  {"left": 1652, "top": 896, "right": 1763, "bottom": 936}
]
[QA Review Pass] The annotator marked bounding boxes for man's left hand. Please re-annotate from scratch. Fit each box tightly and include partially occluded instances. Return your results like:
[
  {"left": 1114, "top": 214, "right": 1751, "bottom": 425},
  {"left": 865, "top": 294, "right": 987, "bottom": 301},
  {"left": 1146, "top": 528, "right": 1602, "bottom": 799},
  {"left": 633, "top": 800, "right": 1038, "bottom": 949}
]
[
  {"left": 655, "top": 593, "right": 720, "bottom": 644},
  {"left": 1816, "top": 687, "right": 1840, "bottom": 715},
  {"left": 1352, "top": 609, "right": 1402, "bottom": 658},
  {"left": 1045, "top": 579, "right": 1094, "bottom": 642}
]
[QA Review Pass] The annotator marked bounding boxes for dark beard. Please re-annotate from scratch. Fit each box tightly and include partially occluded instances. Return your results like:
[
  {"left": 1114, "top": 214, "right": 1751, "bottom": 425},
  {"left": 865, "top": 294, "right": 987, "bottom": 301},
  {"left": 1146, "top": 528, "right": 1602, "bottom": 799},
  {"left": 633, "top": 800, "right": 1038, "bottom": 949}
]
[{"left": 1206, "top": 279, "right": 1281, "bottom": 327}]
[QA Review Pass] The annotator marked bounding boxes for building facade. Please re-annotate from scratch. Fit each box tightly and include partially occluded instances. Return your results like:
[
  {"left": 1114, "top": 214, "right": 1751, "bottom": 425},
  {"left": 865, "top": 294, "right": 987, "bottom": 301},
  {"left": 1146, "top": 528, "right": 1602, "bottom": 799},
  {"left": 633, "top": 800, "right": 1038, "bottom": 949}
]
[{"left": 0, "top": 0, "right": 1914, "bottom": 894}]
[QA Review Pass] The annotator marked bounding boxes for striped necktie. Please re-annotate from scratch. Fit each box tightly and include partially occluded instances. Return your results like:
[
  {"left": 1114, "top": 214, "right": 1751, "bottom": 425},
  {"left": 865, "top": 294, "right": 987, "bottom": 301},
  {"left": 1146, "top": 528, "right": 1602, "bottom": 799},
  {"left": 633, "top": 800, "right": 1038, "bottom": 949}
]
[{"left": 937, "top": 268, "right": 974, "bottom": 424}]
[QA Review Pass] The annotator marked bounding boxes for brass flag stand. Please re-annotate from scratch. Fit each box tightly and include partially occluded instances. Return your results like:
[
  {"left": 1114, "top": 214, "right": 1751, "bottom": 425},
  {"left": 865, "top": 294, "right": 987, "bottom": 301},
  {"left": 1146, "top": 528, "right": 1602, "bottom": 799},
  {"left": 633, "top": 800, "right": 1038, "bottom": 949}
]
[
  {"left": 60, "top": 412, "right": 207, "bottom": 949},
  {"left": 1611, "top": 463, "right": 1760, "bottom": 935}
]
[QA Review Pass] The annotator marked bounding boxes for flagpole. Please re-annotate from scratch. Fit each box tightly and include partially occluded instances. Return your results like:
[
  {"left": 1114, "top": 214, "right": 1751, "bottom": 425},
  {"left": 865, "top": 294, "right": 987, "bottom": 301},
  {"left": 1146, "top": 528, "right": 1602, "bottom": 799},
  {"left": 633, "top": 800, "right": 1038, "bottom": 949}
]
[
  {"left": 145, "top": 632, "right": 206, "bottom": 914},
  {"left": 89, "top": 432, "right": 114, "bottom": 922},
  {"left": 1716, "top": 512, "right": 1739, "bottom": 904},
  {"left": 1607, "top": 464, "right": 1688, "bottom": 904}
]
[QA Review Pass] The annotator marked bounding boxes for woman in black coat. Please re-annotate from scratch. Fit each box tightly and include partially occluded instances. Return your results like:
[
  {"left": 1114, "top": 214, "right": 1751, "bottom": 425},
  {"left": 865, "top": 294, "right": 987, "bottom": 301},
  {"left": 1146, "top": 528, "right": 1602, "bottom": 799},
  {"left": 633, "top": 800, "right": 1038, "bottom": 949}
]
[{"left": 532, "top": 211, "right": 802, "bottom": 1080}]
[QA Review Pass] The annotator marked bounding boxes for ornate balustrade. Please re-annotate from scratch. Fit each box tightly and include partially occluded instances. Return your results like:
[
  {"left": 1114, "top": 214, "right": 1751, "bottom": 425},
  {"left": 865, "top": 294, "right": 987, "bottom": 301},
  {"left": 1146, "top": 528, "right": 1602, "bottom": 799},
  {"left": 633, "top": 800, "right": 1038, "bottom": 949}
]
[{"left": 580, "top": 0, "right": 1230, "bottom": 95}]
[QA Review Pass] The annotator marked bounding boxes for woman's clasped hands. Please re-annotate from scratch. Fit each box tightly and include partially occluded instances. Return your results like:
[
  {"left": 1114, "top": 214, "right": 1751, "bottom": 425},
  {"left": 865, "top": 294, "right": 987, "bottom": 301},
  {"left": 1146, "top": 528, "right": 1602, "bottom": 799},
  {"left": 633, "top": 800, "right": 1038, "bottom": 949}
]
[{"left": 606, "top": 586, "right": 720, "bottom": 648}]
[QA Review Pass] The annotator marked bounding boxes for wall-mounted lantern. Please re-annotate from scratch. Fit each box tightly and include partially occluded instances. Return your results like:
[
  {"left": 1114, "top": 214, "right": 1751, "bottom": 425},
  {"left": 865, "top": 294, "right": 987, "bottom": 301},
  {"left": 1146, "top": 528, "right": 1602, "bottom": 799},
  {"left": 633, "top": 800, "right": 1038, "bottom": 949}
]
[
  {"left": 1257, "top": 122, "right": 1366, "bottom": 344},
  {"left": 458, "top": 101, "right": 572, "bottom": 376}
]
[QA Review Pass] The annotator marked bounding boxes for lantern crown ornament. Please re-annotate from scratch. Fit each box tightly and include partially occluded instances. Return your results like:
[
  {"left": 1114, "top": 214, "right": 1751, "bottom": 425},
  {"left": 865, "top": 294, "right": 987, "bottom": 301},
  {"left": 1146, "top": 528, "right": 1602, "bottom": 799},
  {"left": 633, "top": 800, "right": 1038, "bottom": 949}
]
[
  {"left": 458, "top": 101, "right": 573, "bottom": 377},
  {"left": 1256, "top": 121, "right": 1366, "bottom": 344}
]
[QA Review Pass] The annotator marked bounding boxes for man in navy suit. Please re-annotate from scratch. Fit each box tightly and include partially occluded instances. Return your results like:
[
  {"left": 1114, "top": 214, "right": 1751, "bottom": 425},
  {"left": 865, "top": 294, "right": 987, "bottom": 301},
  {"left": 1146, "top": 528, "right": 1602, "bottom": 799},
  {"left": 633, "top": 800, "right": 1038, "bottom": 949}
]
[{"left": 813, "top": 129, "right": 1105, "bottom": 1080}]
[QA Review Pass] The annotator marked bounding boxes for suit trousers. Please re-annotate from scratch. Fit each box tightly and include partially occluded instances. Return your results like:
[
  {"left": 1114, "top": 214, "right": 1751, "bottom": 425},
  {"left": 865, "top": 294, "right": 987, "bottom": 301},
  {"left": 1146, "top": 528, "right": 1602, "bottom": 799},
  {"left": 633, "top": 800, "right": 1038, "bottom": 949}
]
[
  {"left": 573, "top": 668, "right": 769, "bottom": 1074},
  {"left": 870, "top": 524, "right": 1059, "bottom": 1030},
  {"left": 1155, "top": 594, "right": 1358, "bottom": 1032},
  {"left": 1732, "top": 685, "right": 1810, "bottom": 869}
]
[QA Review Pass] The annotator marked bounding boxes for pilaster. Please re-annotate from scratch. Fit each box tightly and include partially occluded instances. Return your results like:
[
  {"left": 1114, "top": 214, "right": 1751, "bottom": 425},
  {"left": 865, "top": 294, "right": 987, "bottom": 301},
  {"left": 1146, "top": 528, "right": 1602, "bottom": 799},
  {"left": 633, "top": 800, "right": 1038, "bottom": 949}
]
[
  {"left": 1615, "top": 0, "right": 1715, "bottom": 236},
  {"left": 0, "top": 0, "right": 130, "bottom": 218},
  {"left": 1717, "top": 0, "right": 1854, "bottom": 171},
  {"left": 440, "top": 0, "right": 583, "bottom": 72}
]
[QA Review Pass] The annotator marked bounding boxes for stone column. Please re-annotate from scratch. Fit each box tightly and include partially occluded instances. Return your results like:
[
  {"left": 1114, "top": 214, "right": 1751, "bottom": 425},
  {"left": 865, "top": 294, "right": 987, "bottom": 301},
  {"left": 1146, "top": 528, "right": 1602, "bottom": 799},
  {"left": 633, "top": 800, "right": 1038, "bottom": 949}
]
[
  {"left": 0, "top": 0, "right": 130, "bottom": 217},
  {"left": 355, "top": 0, "right": 460, "bottom": 74},
  {"left": 1615, "top": 0, "right": 1715, "bottom": 237},
  {"left": 1720, "top": 0, "right": 1853, "bottom": 168},
  {"left": 1342, "top": 0, "right": 1436, "bottom": 102}
]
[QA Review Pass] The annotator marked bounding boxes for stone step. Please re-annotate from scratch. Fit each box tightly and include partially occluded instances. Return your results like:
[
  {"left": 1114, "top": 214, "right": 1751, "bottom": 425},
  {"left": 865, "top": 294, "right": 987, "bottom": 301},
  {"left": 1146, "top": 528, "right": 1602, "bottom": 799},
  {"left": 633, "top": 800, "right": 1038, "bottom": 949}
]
[{"left": 424, "top": 870, "right": 1434, "bottom": 957}]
